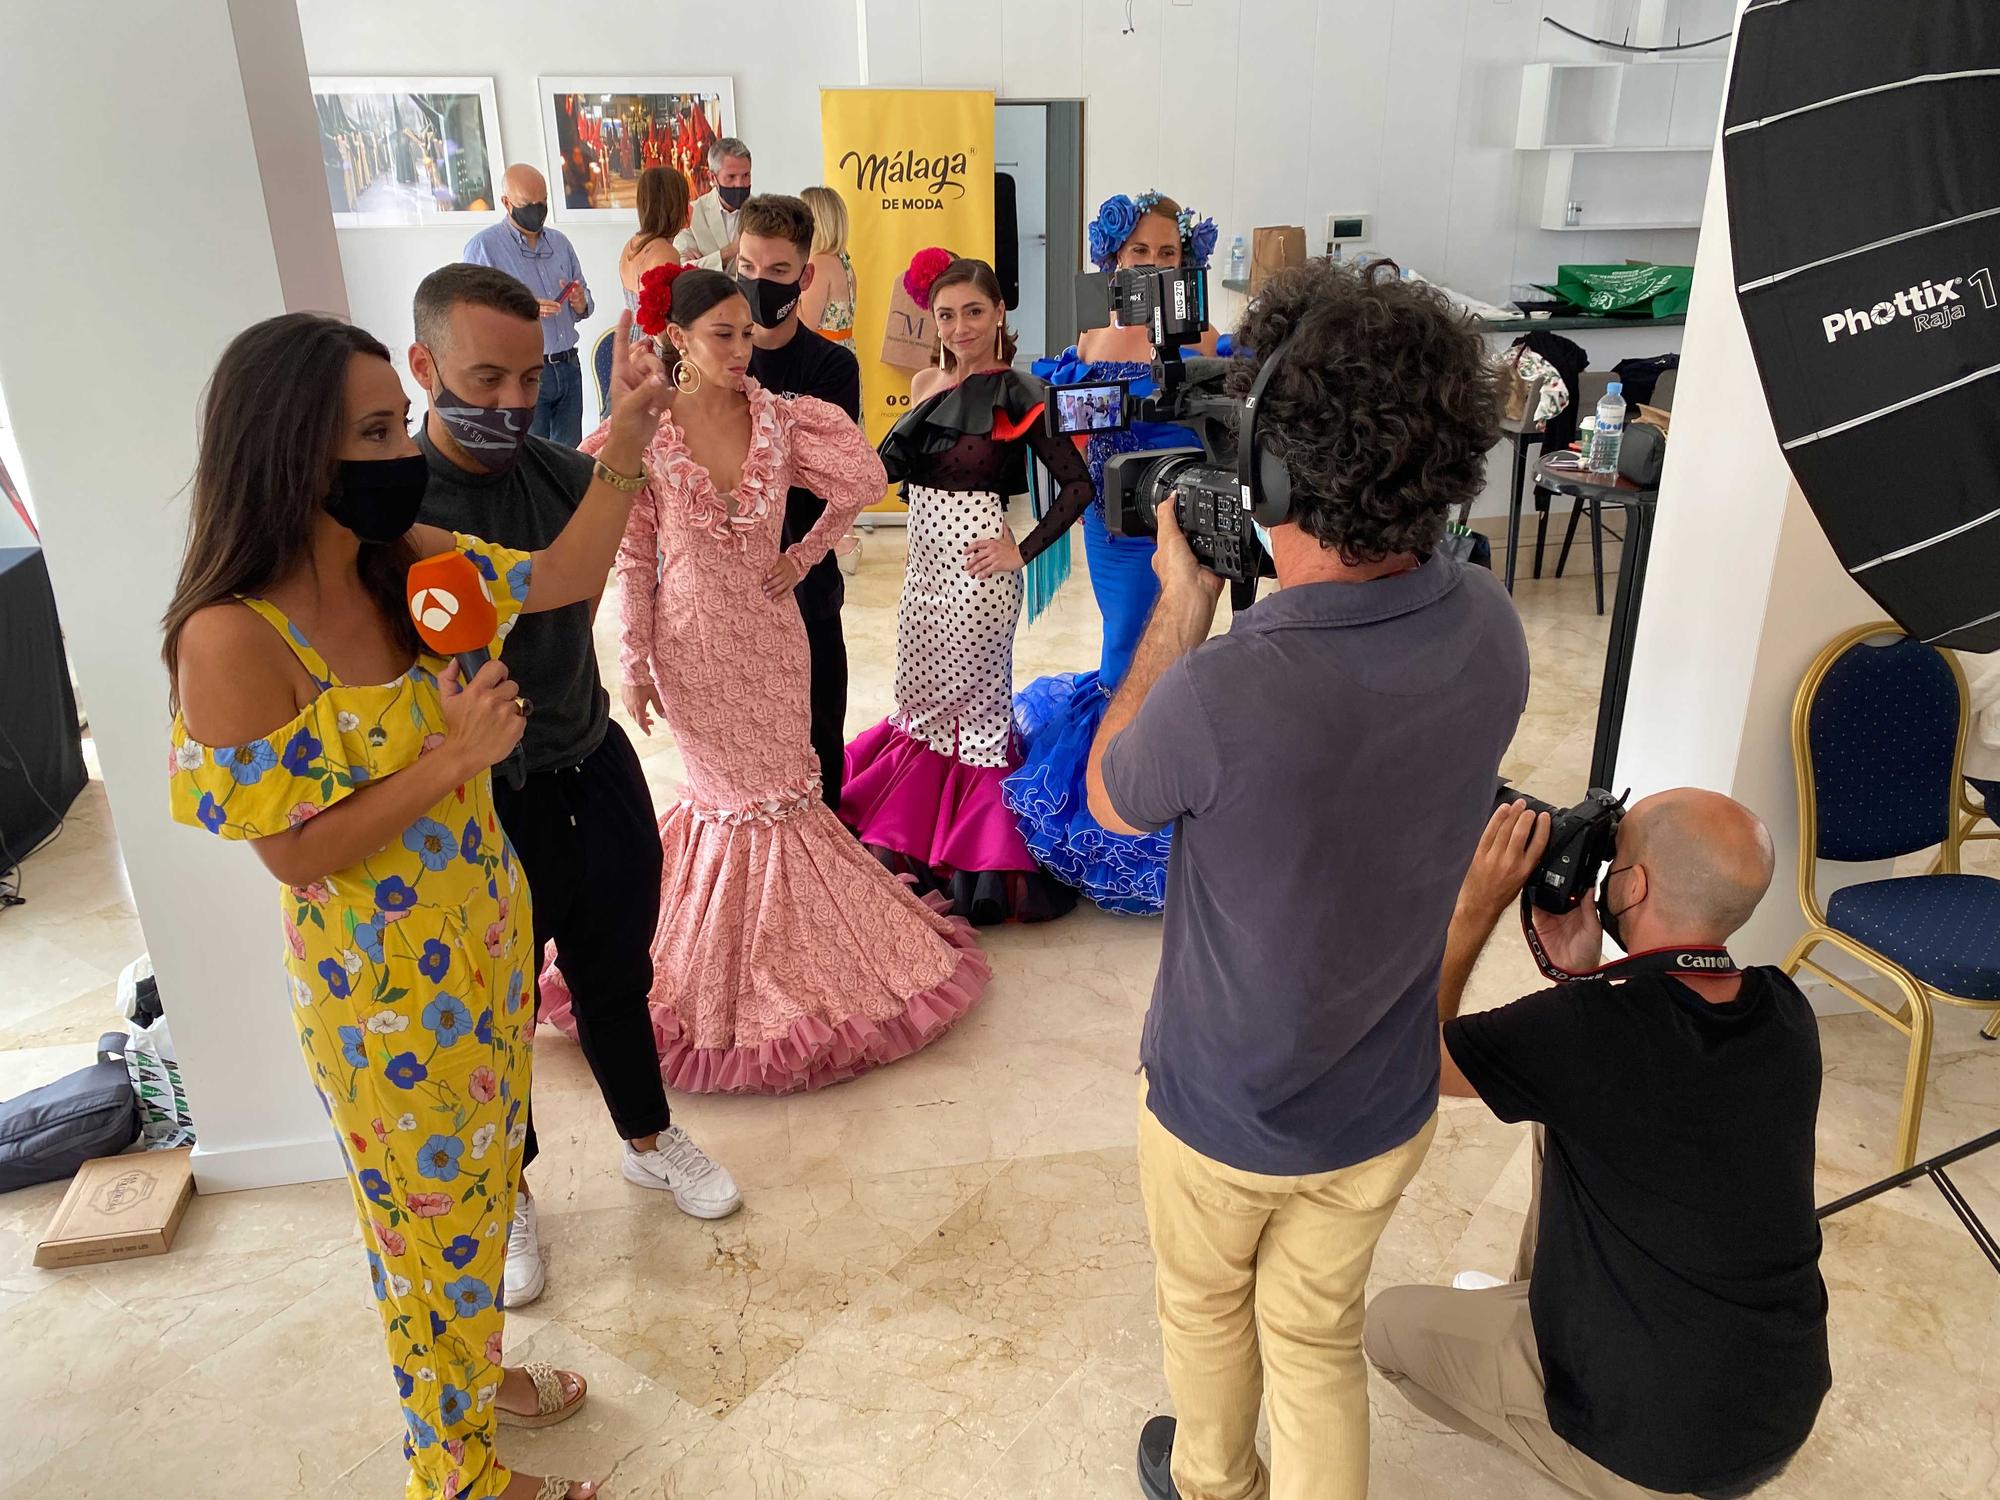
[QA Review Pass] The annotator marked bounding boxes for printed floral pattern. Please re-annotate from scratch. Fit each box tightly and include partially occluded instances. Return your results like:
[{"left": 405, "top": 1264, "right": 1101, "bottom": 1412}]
[{"left": 166, "top": 534, "right": 535, "bottom": 1500}]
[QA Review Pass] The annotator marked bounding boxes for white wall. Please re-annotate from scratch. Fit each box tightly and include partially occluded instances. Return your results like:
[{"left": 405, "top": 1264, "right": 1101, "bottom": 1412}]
[
  {"left": 295, "top": 0, "right": 864, "bottom": 403},
  {"left": 0, "top": 1, "right": 351, "bottom": 1190},
  {"left": 862, "top": 0, "right": 1733, "bottom": 302},
  {"left": 1614, "top": 2, "right": 1885, "bottom": 984},
  {"left": 297, "top": 0, "right": 1734, "bottom": 381}
]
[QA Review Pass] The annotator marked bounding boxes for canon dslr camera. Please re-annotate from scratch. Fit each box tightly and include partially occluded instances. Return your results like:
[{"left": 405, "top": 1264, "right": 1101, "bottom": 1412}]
[{"left": 1495, "top": 783, "right": 1627, "bottom": 913}]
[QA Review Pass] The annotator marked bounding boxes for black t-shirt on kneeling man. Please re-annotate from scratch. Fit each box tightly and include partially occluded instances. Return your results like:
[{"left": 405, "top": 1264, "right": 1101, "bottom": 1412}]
[{"left": 1444, "top": 966, "right": 1830, "bottom": 1494}]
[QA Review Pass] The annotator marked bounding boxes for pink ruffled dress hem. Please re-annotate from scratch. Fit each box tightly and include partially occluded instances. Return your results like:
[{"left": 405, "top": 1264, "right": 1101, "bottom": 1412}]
[{"left": 537, "top": 889, "right": 990, "bottom": 1096}]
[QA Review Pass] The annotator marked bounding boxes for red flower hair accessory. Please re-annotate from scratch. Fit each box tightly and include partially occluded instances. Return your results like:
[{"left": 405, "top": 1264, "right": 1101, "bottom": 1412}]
[
  {"left": 636, "top": 262, "right": 687, "bottom": 336},
  {"left": 903, "top": 247, "right": 955, "bottom": 310}
]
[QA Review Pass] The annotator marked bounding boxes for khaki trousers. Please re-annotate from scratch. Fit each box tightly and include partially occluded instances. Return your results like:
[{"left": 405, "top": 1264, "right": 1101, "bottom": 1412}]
[
  {"left": 1137, "top": 1078, "right": 1437, "bottom": 1500},
  {"left": 1363, "top": 1127, "right": 1674, "bottom": 1500}
]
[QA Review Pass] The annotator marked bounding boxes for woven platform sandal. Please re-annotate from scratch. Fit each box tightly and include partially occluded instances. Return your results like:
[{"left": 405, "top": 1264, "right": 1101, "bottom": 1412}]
[{"left": 497, "top": 1361, "right": 589, "bottom": 1429}]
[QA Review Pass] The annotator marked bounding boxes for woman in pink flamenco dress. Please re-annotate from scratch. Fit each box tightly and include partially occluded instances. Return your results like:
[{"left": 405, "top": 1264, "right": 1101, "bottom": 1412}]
[{"left": 560, "top": 266, "right": 988, "bottom": 1094}]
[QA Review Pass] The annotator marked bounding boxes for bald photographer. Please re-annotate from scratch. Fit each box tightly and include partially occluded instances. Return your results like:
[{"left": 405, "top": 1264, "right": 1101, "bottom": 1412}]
[{"left": 1366, "top": 790, "right": 1830, "bottom": 1499}]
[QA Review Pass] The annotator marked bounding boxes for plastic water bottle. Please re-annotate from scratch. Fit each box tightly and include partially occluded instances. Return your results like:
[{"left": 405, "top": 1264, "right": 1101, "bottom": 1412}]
[
  {"left": 1227, "top": 235, "right": 1247, "bottom": 283},
  {"left": 1589, "top": 382, "right": 1626, "bottom": 477}
]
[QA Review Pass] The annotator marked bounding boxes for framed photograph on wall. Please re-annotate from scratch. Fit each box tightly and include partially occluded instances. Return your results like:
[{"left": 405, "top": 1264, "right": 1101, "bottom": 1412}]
[
  {"left": 539, "top": 77, "right": 736, "bottom": 223},
  {"left": 310, "top": 76, "right": 505, "bottom": 227}
]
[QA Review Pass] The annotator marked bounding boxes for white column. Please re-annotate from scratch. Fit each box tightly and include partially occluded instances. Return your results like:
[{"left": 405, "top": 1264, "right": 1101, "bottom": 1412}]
[
  {"left": 1615, "top": 2, "right": 1885, "bottom": 981},
  {"left": 0, "top": 2, "right": 349, "bottom": 1189}
]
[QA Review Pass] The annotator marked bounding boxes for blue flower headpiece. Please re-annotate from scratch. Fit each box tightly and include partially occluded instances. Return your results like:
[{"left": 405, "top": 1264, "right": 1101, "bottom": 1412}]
[{"left": 1088, "top": 191, "right": 1219, "bottom": 273}]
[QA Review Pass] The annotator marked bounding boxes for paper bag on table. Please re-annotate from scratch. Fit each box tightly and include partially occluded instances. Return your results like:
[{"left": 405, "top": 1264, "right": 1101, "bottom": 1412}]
[{"left": 1249, "top": 226, "right": 1307, "bottom": 293}]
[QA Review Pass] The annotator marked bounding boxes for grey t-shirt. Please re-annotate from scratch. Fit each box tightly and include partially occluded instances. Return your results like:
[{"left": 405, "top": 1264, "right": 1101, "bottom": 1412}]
[
  {"left": 1103, "top": 554, "right": 1529, "bottom": 1176},
  {"left": 417, "top": 430, "right": 609, "bottom": 773}
]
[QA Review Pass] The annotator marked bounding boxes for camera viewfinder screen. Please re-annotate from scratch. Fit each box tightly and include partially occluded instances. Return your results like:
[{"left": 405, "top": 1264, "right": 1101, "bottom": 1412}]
[{"left": 1052, "top": 382, "right": 1129, "bottom": 435}]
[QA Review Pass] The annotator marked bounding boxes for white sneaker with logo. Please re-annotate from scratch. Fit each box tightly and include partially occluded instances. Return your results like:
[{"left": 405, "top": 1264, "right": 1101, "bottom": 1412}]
[
  {"left": 622, "top": 1125, "right": 742, "bottom": 1220},
  {"left": 504, "top": 1193, "right": 545, "bottom": 1308}
]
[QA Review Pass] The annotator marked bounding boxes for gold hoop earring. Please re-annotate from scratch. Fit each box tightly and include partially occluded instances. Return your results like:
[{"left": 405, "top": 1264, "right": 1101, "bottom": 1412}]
[{"left": 673, "top": 358, "right": 702, "bottom": 395}]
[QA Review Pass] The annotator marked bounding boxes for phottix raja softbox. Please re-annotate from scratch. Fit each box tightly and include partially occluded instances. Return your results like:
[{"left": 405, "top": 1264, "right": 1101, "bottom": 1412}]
[{"left": 1723, "top": 0, "right": 2000, "bottom": 651}]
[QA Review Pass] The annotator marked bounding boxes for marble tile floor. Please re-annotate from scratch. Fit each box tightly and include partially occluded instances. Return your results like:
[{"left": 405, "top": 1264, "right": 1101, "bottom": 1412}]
[{"left": 2, "top": 525, "right": 1997, "bottom": 1498}]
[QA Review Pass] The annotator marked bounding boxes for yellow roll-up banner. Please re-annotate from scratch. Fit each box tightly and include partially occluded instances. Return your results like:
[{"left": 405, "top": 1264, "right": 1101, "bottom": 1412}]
[{"left": 821, "top": 87, "right": 996, "bottom": 512}]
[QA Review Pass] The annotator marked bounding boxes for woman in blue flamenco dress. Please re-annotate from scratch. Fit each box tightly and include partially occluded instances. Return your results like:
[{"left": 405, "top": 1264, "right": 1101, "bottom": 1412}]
[{"left": 1002, "top": 191, "right": 1220, "bottom": 914}]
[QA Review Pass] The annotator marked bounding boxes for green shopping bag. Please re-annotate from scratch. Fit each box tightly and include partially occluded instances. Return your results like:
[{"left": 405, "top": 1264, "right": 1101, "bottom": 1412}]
[{"left": 1538, "top": 263, "right": 1693, "bottom": 318}]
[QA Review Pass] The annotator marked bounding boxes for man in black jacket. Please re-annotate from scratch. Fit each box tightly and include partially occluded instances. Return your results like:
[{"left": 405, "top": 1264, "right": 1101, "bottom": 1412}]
[{"left": 735, "top": 194, "right": 865, "bottom": 808}]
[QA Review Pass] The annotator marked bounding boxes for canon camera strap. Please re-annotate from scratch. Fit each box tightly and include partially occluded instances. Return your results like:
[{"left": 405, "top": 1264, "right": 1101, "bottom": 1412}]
[{"left": 1518, "top": 890, "right": 1740, "bottom": 985}]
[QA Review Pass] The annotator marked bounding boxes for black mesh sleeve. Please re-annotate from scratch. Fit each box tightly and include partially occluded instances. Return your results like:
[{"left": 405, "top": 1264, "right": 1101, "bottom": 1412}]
[{"left": 1016, "top": 422, "right": 1096, "bottom": 564}]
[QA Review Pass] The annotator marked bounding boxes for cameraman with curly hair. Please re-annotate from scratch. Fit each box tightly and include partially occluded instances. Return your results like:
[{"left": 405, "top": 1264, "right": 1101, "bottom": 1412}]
[{"left": 1084, "top": 262, "right": 1530, "bottom": 1500}]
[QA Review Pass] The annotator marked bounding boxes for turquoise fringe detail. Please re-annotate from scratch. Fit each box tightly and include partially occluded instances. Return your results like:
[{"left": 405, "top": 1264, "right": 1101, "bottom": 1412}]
[
  {"left": 1024, "top": 531, "right": 1071, "bottom": 624},
  {"left": 1021, "top": 445, "right": 1073, "bottom": 624}
]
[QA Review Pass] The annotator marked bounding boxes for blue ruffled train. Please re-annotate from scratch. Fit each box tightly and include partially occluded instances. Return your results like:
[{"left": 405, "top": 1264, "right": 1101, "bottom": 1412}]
[{"left": 1002, "top": 350, "right": 1200, "bottom": 915}]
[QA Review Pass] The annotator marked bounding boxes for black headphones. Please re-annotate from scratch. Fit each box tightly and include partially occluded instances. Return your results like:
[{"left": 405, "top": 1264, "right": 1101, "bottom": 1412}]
[{"left": 1236, "top": 322, "right": 1305, "bottom": 527}]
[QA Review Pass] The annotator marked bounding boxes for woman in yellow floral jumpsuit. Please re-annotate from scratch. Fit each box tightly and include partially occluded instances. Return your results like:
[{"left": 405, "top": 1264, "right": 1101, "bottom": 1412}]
[{"left": 164, "top": 305, "right": 664, "bottom": 1499}]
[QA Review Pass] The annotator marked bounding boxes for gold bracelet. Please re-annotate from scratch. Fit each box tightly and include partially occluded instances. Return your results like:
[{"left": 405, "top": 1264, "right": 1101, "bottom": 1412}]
[{"left": 593, "top": 458, "right": 645, "bottom": 493}]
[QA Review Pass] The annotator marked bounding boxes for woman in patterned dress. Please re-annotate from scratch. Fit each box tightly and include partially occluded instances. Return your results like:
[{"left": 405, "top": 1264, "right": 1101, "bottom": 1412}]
[
  {"left": 839, "top": 255, "right": 1097, "bottom": 924},
  {"left": 561, "top": 266, "right": 989, "bottom": 1093},
  {"left": 797, "top": 185, "right": 858, "bottom": 342},
  {"left": 164, "top": 311, "right": 666, "bottom": 1500}
]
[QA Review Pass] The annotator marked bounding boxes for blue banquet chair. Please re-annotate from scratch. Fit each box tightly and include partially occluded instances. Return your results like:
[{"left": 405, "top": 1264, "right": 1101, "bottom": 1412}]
[{"left": 1783, "top": 623, "right": 2000, "bottom": 1171}]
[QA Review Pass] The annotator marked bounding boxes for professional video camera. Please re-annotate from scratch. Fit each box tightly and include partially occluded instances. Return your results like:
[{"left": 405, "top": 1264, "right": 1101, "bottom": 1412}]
[
  {"left": 1060, "top": 265, "right": 1282, "bottom": 598},
  {"left": 1495, "top": 783, "right": 1628, "bottom": 914}
]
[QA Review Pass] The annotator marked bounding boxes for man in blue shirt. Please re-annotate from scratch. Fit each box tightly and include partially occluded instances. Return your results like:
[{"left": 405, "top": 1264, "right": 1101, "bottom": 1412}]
[
  {"left": 463, "top": 164, "right": 593, "bottom": 445},
  {"left": 1086, "top": 263, "right": 1528, "bottom": 1500}
]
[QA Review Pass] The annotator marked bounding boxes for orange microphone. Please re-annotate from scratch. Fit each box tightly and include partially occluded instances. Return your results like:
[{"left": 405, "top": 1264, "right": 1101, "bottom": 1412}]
[{"left": 406, "top": 550, "right": 528, "bottom": 789}]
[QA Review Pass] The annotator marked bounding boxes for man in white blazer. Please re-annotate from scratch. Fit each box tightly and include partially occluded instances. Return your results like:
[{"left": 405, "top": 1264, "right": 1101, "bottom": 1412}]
[{"left": 676, "top": 137, "right": 753, "bottom": 270}]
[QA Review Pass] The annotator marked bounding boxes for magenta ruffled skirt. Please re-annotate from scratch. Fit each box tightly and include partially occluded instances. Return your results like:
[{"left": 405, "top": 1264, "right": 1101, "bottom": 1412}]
[
  {"left": 840, "top": 720, "right": 1038, "bottom": 873},
  {"left": 839, "top": 720, "right": 1078, "bottom": 925}
]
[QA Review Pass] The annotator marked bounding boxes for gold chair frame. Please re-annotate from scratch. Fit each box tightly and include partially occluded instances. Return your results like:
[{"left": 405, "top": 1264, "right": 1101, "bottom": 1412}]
[
  {"left": 1782, "top": 622, "right": 2000, "bottom": 1173},
  {"left": 590, "top": 326, "right": 618, "bottom": 421},
  {"left": 1955, "top": 776, "right": 1998, "bottom": 853}
]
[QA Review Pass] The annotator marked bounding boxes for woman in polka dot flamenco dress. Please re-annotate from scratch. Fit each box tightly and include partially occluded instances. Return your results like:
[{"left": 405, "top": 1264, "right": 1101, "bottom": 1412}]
[
  {"left": 840, "top": 253, "right": 1097, "bottom": 924},
  {"left": 165, "top": 311, "right": 671, "bottom": 1499}
]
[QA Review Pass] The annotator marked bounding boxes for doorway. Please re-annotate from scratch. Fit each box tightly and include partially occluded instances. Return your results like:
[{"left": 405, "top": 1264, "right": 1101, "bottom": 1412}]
[{"left": 995, "top": 100, "right": 1083, "bottom": 366}]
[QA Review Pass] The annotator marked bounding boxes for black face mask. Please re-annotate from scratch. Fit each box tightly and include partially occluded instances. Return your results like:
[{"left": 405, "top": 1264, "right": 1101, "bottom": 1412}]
[
  {"left": 326, "top": 454, "right": 428, "bottom": 544},
  {"left": 1598, "top": 864, "right": 1638, "bottom": 953},
  {"left": 718, "top": 183, "right": 751, "bottom": 212},
  {"left": 510, "top": 201, "right": 548, "bottom": 234},
  {"left": 736, "top": 273, "right": 802, "bottom": 329}
]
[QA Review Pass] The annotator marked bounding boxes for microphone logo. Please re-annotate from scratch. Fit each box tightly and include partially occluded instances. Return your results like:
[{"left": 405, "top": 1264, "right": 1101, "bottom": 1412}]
[
  {"left": 410, "top": 586, "right": 462, "bottom": 634},
  {"left": 406, "top": 551, "right": 500, "bottom": 657}
]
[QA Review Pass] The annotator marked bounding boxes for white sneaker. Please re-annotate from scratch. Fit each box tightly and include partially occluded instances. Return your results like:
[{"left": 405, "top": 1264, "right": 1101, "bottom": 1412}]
[
  {"left": 503, "top": 1193, "right": 545, "bottom": 1308},
  {"left": 1451, "top": 1269, "right": 1506, "bottom": 1291},
  {"left": 622, "top": 1125, "right": 742, "bottom": 1219}
]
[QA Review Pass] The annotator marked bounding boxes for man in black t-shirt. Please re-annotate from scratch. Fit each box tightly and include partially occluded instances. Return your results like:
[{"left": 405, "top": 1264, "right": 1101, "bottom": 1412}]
[
  {"left": 409, "top": 265, "right": 742, "bottom": 1312},
  {"left": 735, "top": 195, "right": 864, "bottom": 808},
  {"left": 1366, "top": 789, "right": 1829, "bottom": 1500}
]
